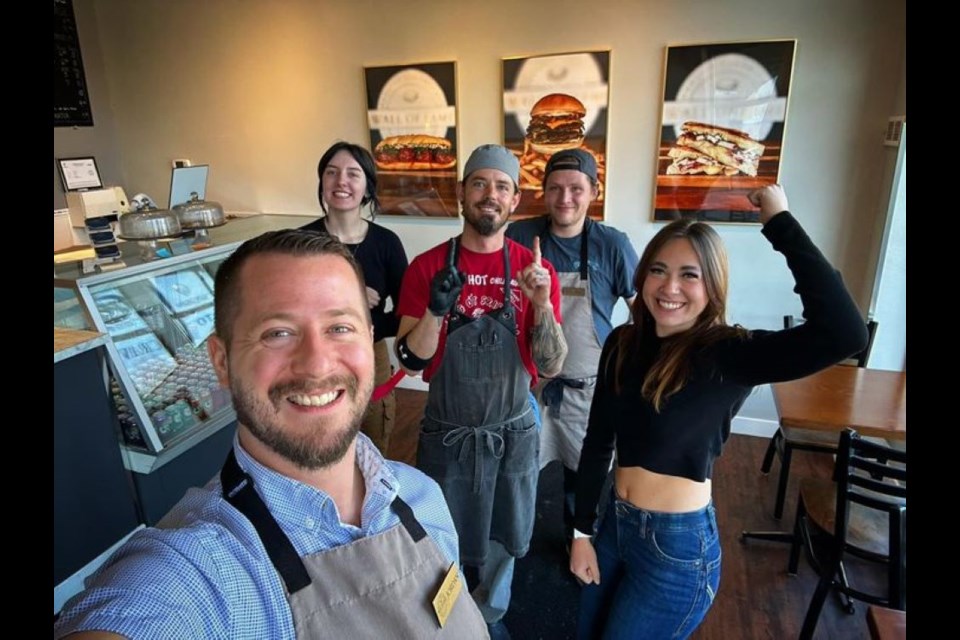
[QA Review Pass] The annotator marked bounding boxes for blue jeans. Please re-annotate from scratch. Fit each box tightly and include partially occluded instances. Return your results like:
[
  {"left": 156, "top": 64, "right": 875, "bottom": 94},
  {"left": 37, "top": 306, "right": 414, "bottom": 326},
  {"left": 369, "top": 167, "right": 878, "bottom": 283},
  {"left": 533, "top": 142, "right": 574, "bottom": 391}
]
[{"left": 577, "top": 494, "right": 721, "bottom": 640}]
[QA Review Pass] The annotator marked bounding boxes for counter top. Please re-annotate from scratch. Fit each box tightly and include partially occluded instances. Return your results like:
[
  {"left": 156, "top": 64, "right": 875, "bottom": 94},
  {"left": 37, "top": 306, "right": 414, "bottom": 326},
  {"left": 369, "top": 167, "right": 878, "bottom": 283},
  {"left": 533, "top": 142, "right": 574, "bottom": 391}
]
[
  {"left": 53, "top": 214, "right": 313, "bottom": 282},
  {"left": 54, "top": 327, "right": 107, "bottom": 364}
]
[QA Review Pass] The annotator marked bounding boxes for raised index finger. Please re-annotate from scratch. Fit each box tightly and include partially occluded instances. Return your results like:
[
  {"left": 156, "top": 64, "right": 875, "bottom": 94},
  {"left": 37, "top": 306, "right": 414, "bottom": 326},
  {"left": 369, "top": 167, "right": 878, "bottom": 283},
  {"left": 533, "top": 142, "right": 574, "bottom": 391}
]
[{"left": 532, "top": 236, "right": 542, "bottom": 266}]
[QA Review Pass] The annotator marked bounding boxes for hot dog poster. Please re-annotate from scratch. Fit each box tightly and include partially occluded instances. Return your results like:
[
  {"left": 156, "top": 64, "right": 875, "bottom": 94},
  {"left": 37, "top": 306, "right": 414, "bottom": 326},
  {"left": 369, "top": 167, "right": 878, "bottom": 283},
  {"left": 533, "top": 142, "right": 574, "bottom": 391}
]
[
  {"left": 654, "top": 40, "right": 796, "bottom": 224},
  {"left": 364, "top": 61, "right": 460, "bottom": 217},
  {"left": 503, "top": 51, "right": 610, "bottom": 220}
]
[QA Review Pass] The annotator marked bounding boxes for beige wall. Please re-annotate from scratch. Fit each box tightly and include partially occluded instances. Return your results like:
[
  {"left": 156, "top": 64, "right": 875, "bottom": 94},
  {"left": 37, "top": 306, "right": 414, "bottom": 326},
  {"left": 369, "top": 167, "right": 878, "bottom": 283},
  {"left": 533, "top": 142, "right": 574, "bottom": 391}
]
[{"left": 58, "top": 0, "right": 905, "bottom": 319}]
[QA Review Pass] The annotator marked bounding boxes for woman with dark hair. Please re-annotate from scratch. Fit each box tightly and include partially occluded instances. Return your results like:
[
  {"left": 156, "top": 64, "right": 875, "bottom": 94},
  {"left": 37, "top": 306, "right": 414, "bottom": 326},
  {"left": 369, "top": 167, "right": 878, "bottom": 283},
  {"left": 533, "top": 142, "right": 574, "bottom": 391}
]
[
  {"left": 301, "top": 142, "right": 408, "bottom": 455},
  {"left": 569, "top": 185, "right": 867, "bottom": 639}
]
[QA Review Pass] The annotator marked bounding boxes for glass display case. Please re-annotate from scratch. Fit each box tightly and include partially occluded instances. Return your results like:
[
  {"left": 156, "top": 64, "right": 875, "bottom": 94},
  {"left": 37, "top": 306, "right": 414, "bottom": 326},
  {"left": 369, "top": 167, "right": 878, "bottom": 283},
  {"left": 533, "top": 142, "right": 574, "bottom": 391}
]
[{"left": 54, "top": 243, "right": 240, "bottom": 474}]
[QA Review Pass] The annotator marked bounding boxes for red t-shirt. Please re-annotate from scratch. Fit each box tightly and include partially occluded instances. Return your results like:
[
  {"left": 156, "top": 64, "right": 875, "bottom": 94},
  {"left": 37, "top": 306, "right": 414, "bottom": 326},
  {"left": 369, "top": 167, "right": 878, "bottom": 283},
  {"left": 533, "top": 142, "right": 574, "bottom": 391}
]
[{"left": 397, "top": 238, "right": 563, "bottom": 385}]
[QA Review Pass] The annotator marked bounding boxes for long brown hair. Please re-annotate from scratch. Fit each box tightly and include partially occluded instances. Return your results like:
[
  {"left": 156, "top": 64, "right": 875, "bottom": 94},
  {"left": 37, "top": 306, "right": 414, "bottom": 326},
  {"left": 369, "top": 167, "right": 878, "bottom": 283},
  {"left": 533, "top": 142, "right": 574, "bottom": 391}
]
[{"left": 612, "top": 219, "right": 745, "bottom": 410}]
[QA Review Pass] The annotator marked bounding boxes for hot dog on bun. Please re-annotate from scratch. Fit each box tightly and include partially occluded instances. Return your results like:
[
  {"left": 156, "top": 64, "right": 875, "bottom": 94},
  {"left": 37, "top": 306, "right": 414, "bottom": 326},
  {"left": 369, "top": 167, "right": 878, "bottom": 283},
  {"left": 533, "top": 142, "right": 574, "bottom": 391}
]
[{"left": 374, "top": 134, "right": 457, "bottom": 171}]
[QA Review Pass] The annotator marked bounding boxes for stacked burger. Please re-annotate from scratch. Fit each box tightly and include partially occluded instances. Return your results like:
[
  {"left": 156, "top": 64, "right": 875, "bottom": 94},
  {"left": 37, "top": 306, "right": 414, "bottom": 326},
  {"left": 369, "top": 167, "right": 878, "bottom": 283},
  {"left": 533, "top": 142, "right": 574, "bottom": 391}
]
[
  {"left": 516, "top": 93, "right": 604, "bottom": 197},
  {"left": 665, "top": 121, "right": 765, "bottom": 177},
  {"left": 526, "top": 93, "right": 586, "bottom": 154}
]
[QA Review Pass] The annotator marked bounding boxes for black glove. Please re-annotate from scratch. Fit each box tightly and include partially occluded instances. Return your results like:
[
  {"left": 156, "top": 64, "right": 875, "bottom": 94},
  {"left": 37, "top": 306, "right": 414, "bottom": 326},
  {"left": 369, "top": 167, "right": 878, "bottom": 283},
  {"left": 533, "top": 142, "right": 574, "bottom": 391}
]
[{"left": 428, "top": 238, "right": 466, "bottom": 317}]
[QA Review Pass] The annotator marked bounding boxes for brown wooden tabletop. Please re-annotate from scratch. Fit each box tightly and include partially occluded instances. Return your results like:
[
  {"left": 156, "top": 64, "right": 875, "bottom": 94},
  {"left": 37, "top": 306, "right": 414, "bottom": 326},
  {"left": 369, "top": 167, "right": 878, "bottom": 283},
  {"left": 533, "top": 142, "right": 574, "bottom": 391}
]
[
  {"left": 867, "top": 605, "right": 906, "bottom": 640},
  {"left": 772, "top": 365, "right": 906, "bottom": 441}
]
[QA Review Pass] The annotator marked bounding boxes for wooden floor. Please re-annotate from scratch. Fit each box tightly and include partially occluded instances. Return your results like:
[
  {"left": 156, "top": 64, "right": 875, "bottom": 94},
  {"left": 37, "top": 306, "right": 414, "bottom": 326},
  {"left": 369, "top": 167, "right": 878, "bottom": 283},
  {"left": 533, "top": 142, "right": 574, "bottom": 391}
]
[{"left": 389, "top": 389, "right": 886, "bottom": 640}]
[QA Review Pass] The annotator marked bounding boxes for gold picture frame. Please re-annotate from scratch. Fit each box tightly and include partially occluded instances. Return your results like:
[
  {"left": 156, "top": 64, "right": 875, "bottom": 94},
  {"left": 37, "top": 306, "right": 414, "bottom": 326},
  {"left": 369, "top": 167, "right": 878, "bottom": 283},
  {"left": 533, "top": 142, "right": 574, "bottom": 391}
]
[
  {"left": 502, "top": 50, "right": 611, "bottom": 220},
  {"left": 364, "top": 61, "right": 460, "bottom": 217},
  {"left": 652, "top": 39, "right": 797, "bottom": 224}
]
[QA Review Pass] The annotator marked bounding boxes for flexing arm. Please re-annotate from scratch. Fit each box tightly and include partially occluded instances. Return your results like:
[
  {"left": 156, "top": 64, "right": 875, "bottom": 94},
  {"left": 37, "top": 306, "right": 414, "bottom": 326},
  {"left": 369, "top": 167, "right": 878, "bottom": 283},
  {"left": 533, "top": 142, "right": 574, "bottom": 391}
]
[
  {"left": 518, "top": 237, "right": 567, "bottom": 377},
  {"left": 719, "top": 185, "right": 869, "bottom": 385}
]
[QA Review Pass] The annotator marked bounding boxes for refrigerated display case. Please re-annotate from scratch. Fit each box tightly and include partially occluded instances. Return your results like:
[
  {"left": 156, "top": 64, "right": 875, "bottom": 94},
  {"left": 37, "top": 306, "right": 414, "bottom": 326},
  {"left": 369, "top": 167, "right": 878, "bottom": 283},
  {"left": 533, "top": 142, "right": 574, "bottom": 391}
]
[
  {"left": 54, "top": 215, "right": 312, "bottom": 522},
  {"left": 55, "top": 244, "right": 237, "bottom": 475}
]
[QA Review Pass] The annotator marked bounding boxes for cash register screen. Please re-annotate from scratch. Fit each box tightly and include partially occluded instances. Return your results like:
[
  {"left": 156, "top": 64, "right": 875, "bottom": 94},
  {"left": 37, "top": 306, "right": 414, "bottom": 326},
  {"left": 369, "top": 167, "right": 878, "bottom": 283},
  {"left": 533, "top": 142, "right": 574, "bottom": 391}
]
[{"left": 168, "top": 165, "right": 209, "bottom": 208}]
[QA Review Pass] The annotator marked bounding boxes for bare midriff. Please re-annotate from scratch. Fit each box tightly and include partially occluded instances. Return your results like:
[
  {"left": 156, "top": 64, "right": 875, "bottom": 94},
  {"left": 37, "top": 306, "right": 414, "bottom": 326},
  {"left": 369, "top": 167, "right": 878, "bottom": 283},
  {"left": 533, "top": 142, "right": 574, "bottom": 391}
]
[{"left": 614, "top": 465, "right": 712, "bottom": 513}]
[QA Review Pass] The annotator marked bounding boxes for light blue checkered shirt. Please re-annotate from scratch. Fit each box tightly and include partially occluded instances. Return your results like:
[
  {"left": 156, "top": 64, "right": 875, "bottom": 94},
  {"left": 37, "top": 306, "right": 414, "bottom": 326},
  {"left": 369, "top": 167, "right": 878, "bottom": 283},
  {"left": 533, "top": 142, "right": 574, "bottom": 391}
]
[{"left": 54, "top": 433, "right": 460, "bottom": 639}]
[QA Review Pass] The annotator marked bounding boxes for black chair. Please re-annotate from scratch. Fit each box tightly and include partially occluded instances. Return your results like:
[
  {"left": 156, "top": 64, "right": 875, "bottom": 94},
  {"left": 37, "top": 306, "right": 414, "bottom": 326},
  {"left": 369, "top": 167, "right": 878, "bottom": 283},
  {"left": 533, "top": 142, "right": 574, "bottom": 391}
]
[
  {"left": 759, "top": 316, "right": 879, "bottom": 519},
  {"left": 788, "top": 428, "right": 906, "bottom": 640}
]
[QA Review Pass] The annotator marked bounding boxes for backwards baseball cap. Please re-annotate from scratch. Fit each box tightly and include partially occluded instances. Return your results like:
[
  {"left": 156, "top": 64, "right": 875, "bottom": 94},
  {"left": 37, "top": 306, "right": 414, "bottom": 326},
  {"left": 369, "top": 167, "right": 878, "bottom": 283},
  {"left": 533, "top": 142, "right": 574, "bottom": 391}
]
[
  {"left": 543, "top": 148, "right": 598, "bottom": 184},
  {"left": 463, "top": 144, "right": 520, "bottom": 185}
]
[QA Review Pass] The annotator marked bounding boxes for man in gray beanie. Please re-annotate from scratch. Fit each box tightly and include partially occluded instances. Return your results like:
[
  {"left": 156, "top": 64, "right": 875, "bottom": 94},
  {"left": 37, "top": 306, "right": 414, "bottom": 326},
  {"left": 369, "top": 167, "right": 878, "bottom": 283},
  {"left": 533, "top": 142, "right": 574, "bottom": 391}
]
[{"left": 396, "top": 144, "right": 568, "bottom": 638}]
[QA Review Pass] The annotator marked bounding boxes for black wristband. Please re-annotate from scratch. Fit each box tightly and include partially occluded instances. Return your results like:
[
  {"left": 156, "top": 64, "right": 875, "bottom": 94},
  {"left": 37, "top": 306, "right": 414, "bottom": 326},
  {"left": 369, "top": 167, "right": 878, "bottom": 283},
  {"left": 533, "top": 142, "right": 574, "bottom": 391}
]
[{"left": 396, "top": 334, "right": 432, "bottom": 371}]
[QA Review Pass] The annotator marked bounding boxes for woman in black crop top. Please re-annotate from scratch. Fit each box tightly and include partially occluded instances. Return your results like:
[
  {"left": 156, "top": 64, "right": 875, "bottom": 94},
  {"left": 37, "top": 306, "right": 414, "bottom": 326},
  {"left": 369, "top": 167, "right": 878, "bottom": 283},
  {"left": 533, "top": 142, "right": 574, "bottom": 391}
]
[
  {"left": 568, "top": 185, "right": 867, "bottom": 640},
  {"left": 301, "top": 142, "right": 408, "bottom": 455}
]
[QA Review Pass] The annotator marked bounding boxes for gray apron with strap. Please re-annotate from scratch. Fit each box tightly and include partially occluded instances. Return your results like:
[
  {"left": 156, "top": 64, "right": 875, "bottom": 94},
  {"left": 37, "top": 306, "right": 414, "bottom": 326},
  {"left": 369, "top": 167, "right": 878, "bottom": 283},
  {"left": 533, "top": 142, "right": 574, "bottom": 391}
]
[
  {"left": 536, "top": 220, "right": 604, "bottom": 471},
  {"left": 416, "top": 237, "right": 539, "bottom": 567},
  {"left": 220, "top": 449, "right": 488, "bottom": 639}
]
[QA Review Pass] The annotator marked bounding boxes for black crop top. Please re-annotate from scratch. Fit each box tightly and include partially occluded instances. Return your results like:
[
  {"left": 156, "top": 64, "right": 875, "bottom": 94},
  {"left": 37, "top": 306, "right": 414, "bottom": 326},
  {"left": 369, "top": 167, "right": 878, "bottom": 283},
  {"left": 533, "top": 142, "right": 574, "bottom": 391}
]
[{"left": 573, "top": 212, "right": 868, "bottom": 534}]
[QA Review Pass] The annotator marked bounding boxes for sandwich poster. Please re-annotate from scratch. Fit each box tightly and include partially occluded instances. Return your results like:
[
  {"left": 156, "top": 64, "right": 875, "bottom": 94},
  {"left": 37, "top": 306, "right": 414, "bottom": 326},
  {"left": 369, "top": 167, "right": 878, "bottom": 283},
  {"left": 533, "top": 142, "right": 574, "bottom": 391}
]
[
  {"left": 503, "top": 51, "right": 610, "bottom": 220},
  {"left": 364, "top": 61, "right": 459, "bottom": 217},
  {"left": 654, "top": 40, "right": 796, "bottom": 223}
]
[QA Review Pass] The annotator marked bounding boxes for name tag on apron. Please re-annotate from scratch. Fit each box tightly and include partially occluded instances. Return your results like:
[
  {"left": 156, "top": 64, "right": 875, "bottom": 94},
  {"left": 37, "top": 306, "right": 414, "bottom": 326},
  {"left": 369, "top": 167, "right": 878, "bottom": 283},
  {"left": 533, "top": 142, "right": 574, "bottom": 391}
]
[
  {"left": 562, "top": 286, "right": 586, "bottom": 297},
  {"left": 432, "top": 562, "right": 462, "bottom": 628}
]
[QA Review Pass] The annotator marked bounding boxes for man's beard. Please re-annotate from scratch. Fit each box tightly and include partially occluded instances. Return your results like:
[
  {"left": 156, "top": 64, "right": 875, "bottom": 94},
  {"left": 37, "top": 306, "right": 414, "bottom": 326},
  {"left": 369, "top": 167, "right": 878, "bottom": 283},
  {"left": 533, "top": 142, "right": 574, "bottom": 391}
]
[
  {"left": 464, "top": 200, "right": 510, "bottom": 237},
  {"left": 230, "top": 373, "right": 372, "bottom": 470}
]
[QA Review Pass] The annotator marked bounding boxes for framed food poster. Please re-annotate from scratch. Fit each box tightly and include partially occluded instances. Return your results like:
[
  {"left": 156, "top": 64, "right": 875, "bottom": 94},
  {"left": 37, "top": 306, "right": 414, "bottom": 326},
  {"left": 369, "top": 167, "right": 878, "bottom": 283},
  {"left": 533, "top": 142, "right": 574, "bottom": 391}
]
[
  {"left": 653, "top": 40, "right": 796, "bottom": 223},
  {"left": 503, "top": 51, "right": 610, "bottom": 220},
  {"left": 365, "top": 61, "right": 459, "bottom": 217}
]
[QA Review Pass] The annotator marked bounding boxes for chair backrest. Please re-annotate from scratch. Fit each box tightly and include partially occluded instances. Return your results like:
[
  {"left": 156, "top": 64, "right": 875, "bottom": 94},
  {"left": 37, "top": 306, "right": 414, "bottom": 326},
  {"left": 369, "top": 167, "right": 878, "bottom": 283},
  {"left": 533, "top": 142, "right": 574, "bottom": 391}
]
[
  {"left": 833, "top": 428, "right": 907, "bottom": 608},
  {"left": 834, "top": 428, "right": 906, "bottom": 524},
  {"left": 782, "top": 316, "right": 878, "bottom": 368}
]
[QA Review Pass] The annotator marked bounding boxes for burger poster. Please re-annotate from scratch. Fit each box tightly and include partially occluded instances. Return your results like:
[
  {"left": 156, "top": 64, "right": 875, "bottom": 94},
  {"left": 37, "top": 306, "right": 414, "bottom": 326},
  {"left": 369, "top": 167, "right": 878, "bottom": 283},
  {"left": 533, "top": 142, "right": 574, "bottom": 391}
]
[
  {"left": 364, "top": 61, "right": 459, "bottom": 217},
  {"left": 654, "top": 40, "right": 796, "bottom": 224},
  {"left": 503, "top": 51, "right": 610, "bottom": 220}
]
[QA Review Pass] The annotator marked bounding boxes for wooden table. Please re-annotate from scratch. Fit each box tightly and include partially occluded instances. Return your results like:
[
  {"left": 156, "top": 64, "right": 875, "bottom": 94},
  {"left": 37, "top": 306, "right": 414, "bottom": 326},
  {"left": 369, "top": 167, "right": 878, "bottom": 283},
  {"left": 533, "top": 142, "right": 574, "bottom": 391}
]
[
  {"left": 741, "top": 365, "right": 906, "bottom": 544},
  {"left": 773, "top": 365, "right": 906, "bottom": 441},
  {"left": 867, "top": 605, "right": 906, "bottom": 640}
]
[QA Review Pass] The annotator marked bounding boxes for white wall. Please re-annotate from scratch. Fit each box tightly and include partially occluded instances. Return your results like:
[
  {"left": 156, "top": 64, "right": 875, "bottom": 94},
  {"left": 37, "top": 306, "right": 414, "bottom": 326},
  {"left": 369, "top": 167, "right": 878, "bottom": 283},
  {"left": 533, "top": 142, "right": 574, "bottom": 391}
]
[
  {"left": 59, "top": 0, "right": 906, "bottom": 427},
  {"left": 867, "top": 130, "right": 906, "bottom": 372}
]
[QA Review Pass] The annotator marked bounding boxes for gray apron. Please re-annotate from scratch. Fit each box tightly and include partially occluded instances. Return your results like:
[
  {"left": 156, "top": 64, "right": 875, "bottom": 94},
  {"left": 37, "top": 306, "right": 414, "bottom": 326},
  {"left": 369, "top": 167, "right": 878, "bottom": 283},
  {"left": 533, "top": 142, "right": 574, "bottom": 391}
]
[
  {"left": 536, "top": 220, "right": 604, "bottom": 471},
  {"left": 220, "top": 449, "right": 488, "bottom": 639},
  {"left": 416, "top": 237, "right": 539, "bottom": 567}
]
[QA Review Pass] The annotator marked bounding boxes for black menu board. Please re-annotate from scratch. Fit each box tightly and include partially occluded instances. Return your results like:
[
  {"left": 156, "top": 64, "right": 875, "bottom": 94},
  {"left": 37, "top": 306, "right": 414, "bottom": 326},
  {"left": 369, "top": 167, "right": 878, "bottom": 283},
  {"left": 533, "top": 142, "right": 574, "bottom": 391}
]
[{"left": 54, "top": 0, "right": 93, "bottom": 127}]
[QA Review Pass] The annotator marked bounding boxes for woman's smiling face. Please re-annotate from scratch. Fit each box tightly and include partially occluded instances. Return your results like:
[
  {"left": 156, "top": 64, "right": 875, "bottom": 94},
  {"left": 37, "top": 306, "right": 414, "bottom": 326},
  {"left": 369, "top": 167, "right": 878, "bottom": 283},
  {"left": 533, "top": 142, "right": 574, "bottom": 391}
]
[{"left": 642, "top": 237, "right": 708, "bottom": 337}]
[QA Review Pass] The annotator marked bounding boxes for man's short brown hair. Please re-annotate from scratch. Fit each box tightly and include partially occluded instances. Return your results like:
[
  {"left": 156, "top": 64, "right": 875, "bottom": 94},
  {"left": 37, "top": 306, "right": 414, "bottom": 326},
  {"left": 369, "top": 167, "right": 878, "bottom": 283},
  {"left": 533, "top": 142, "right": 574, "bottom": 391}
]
[{"left": 213, "top": 229, "right": 368, "bottom": 346}]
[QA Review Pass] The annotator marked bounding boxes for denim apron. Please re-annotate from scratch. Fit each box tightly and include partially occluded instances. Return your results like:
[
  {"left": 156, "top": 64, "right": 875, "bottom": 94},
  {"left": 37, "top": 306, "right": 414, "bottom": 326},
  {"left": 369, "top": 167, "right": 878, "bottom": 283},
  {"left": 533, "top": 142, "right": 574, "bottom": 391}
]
[
  {"left": 416, "top": 238, "right": 539, "bottom": 566},
  {"left": 537, "top": 220, "right": 603, "bottom": 471},
  {"left": 220, "top": 450, "right": 488, "bottom": 639}
]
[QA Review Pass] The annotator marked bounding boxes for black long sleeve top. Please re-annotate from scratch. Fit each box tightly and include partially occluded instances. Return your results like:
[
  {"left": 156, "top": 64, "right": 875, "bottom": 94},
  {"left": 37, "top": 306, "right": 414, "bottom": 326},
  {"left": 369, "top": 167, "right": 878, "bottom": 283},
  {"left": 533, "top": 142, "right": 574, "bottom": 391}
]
[{"left": 573, "top": 212, "right": 869, "bottom": 534}]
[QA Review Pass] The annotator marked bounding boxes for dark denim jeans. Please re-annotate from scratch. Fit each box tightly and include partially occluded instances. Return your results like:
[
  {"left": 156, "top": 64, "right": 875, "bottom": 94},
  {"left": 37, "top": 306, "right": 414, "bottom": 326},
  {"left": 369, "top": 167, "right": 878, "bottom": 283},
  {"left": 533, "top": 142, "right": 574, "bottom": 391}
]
[{"left": 578, "top": 494, "right": 721, "bottom": 640}]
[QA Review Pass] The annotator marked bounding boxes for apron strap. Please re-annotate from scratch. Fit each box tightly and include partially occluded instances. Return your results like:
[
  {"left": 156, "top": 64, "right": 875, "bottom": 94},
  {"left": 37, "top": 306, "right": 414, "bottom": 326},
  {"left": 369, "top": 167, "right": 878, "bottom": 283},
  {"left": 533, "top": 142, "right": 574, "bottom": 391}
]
[
  {"left": 390, "top": 495, "right": 427, "bottom": 543},
  {"left": 220, "top": 449, "right": 312, "bottom": 594},
  {"left": 502, "top": 240, "right": 512, "bottom": 306},
  {"left": 537, "top": 215, "right": 591, "bottom": 281},
  {"left": 452, "top": 235, "right": 513, "bottom": 308},
  {"left": 579, "top": 218, "right": 591, "bottom": 281},
  {"left": 447, "top": 236, "right": 515, "bottom": 328},
  {"left": 221, "top": 450, "right": 434, "bottom": 595}
]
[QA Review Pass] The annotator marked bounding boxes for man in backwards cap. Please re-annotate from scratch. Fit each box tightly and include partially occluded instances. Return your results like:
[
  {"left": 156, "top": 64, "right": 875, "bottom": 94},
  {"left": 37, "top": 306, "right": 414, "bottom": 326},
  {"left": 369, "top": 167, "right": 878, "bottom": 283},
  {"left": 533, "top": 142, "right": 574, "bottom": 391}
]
[
  {"left": 396, "top": 144, "right": 568, "bottom": 637},
  {"left": 507, "top": 149, "right": 638, "bottom": 550}
]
